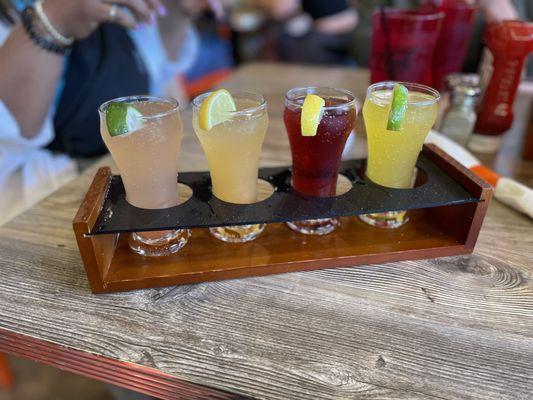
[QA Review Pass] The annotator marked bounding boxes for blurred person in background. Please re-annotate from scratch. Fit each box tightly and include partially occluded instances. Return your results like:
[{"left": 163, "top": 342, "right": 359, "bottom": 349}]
[
  {"left": 183, "top": 6, "right": 234, "bottom": 96},
  {"left": 258, "top": 0, "right": 358, "bottom": 65},
  {"left": 463, "top": 0, "right": 531, "bottom": 75},
  {"left": 0, "top": 0, "right": 221, "bottom": 224}
]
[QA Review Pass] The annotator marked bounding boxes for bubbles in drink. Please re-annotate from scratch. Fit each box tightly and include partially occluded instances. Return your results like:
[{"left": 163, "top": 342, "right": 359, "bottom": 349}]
[{"left": 100, "top": 99, "right": 183, "bottom": 209}]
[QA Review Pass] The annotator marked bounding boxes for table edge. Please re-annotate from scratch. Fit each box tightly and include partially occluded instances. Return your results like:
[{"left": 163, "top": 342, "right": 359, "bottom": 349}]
[{"left": 0, "top": 328, "right": 250, "bottom": 400}]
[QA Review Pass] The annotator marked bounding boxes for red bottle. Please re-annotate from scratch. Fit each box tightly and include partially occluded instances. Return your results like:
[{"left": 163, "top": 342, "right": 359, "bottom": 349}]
[
  {"left": 284, "top": 90, "right": 356, "bottom": 197},
  {"left": 469, "top": 21, "right": 533, "bottom": 153}
]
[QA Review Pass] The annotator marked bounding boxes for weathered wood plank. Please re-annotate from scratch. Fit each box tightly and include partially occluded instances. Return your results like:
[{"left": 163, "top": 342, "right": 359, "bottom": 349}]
[{"left": 0, "top": 63, "right": 532, "bottom": 400}]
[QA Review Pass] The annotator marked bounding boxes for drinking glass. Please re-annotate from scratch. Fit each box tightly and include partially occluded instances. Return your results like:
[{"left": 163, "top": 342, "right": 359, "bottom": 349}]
[
  {"left": 99, "top": 96, "right": 190, "bottom": 257},
  {"left": 421, "top": 0, "right": 478, "bottom": 90},
  {"left": 370, "top": 9, "right": 444, "bottom": 86},
  {"left": 359, "top": 82, "right": 440, "bottom": 229},
  {"left": 192, "top": 90, "right": 268, "bottom": 243},
  {"left": 284, "top": 87, "right": 357, "bottom": 235}
]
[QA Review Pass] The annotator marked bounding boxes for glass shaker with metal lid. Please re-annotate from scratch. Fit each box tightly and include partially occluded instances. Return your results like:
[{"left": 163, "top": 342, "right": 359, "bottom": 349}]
[{"left": 440, "top": 73, "right": 481, "bottom": 146}]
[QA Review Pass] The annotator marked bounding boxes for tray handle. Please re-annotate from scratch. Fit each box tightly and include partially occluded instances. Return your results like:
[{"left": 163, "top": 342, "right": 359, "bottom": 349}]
[{"left": 73, "top": 167, "right": 118, "bottom": 292}]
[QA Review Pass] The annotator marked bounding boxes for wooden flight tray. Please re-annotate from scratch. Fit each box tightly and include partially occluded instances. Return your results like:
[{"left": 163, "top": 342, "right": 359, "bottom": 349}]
[{"left": 73, "top": 144, "right": 492, "bottom": 294}]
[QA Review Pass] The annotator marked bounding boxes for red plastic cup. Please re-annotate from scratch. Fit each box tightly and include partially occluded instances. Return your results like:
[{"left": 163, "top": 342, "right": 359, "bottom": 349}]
[
  {"left": 421, "top": 0, "right": 478, "bottom": 90},
  {"left": 370, "top": 9, "right": 444, "bottom": 86}
]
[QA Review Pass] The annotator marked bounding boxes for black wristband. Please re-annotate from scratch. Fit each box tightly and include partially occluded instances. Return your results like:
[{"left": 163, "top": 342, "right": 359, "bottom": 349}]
[{"left": 21, "top": 7, "right": 69, "bottom": 55}]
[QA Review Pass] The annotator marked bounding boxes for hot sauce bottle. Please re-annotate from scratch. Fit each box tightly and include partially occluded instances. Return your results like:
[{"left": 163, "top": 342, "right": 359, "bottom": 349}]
[{"left": 468, "top": 20, "right": 533, "bottom": 154}]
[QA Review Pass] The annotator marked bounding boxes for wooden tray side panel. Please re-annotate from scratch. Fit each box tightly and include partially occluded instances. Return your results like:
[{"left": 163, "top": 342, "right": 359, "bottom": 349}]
[
  {"left": 422, "top": 144, "right": 493, "bottom": 250},
  {"left": 423, "top": 144, "right": 492, "bottom": 197},
  {"left": 73, "top": 168, "right": 117, "bottom": 293},
  {"left": 103, "top": 245, "right": 471, "bottom": 294},
  {"left": 430, "top": 203, "right": 478, "bottom": 249},
  {"left": 101, "top": 208, "right": 469, "bottom": 293},
  {"left": 73, "top": 167, "right": 113, "bottom": 229},
  {"left": 464, "top": 187, "right": 492, "bottom": 249}
]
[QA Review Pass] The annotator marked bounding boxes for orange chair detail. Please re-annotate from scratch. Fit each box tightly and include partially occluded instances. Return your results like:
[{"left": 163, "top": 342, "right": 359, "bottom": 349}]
[
  {"left": 183, "top": 69, "right": 233, "bottom": 98},
  {"left": 0, "top": 353, "right": 13, "bottom": 390}
]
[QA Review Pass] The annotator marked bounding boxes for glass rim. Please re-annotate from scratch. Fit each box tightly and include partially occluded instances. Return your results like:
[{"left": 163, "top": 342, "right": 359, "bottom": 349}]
[
  {"left": 98, "top": 95, "right": 180, "bottom": 120},
  {"left": 192, "top": 89, "right": 267, "bottom": 116},
  {"left": 373, "top": 8, "right": 445, "bottom": 21},
  {"left": 367, "top": 81, "right": 441, "bottom": 106},
  {"left": 285, "top": 86, "right": 358, "bottom": 110}
]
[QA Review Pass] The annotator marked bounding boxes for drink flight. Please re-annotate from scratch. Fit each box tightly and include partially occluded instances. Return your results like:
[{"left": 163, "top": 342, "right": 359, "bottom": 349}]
[{"left": 99, "top": 81, "right": 440, "bottom": 257}]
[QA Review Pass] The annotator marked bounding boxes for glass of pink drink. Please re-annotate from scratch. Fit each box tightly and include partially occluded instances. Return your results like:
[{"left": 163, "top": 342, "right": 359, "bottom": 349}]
[{"left": 99, "top": 96, "right": 190, "bottom": 257}]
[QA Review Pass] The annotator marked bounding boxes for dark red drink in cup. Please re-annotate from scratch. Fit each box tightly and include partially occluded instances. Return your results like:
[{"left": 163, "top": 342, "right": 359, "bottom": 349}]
[
  {"left": 284, "top": 87, "right": 357, "bottom": 235},
  {"left": 370, "top": 9, "right": 444, "bottom": 86},
  {"left": 422, "top": 0, "right": 478, "bottom": 90},
  {"left": 285, "top": 100, "right": 356, "bottom": 197}
]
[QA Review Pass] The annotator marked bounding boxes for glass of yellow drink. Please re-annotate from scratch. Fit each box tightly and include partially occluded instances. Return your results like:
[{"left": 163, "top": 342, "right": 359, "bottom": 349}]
[
  {"left": 99, "top": 95, "right": 190, "bottom": 257},
  {"left": 360, "top": 82, "right": 440, "bottom": 228},
  {"left": 192, "top": 90, "right": 268, "bottom": 243}
]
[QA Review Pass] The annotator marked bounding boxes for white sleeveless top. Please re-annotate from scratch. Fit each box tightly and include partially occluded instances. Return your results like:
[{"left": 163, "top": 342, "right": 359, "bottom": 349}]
[{"left": 0, "top": 23, "right": 198, "bottom": 224}]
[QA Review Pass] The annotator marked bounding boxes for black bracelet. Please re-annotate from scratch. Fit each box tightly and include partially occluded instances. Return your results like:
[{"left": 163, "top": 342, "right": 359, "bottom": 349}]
[{"left": 21, "top": 7, "right": 69, "bottom": 55}]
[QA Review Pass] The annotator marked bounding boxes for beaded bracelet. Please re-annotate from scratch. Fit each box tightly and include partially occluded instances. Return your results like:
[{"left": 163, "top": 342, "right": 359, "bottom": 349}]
[
  {"left": 35, "top": 0, "right": 74, "bottom": 46},
  {"left": 21, "top": 7, "right": 69, "bottom": 55}
]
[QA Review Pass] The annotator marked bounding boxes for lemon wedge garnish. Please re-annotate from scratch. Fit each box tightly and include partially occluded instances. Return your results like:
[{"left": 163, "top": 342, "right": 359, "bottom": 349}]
[
  {"left": 199, "top": 89, "right": 237, "bottom": 131},
  {"left": 300, "top": 94, "right": 325, "bottom": 137}
]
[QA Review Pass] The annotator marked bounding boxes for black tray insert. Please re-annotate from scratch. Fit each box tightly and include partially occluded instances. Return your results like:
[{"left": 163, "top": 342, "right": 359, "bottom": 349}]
[{"left": 90, "top": 154, "right": 479, "bottom": 235}]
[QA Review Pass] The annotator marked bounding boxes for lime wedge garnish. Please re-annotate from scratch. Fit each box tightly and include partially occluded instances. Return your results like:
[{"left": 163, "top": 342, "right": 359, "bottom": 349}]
[
  {"left": 387, "top": 83, "right": 408, "bottom": 131},
  {"left": 301, "top": 94, "right": 325, "bottom": 137},
  {"left": 199, "top": 89, "right": 237, "bottom": 131},
  {"left": 106, "top": 102, "right": 143, "bottom": 137}
]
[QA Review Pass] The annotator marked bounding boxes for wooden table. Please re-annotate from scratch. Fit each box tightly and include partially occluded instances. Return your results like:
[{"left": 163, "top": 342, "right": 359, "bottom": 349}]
[{"left": 1, "top": 63, "right": 532, "bottom": 400}]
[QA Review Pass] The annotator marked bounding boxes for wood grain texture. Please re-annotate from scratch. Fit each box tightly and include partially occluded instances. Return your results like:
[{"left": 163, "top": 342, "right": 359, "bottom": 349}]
[{"left": 0, "top": 63, "right": 532, "bottom": 400}]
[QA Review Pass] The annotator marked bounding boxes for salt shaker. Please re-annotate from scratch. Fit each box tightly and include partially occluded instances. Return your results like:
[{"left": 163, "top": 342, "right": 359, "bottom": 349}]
[{"left": 440, "top": 74, "right": 480, "bottom": 146}]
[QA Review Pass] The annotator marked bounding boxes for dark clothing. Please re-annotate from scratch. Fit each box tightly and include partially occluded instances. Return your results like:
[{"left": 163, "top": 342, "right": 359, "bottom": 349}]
[
  {"left": 278, "top": 30, "right": 354, "bottom": 65},
  {"left": 277, "top": 0, "right": 354, "bottom": 65},
  {"left": 51, "top": 24, "right": 149, "bottom": 157},
  {"left": 301, "top": 0, "right": 349, "bottom": 20}
]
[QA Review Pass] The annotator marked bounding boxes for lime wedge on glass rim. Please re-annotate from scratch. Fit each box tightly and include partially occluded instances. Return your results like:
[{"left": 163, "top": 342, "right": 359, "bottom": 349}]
[
  {"left": 387, "top": 83, "right": 409, "bottom": 131},
  {"left": 106, "top": 102, "right": 143, "bottom": 137}
]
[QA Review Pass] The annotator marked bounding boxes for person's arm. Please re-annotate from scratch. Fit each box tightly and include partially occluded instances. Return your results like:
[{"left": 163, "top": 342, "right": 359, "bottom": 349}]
[
  {"left": 157, "top": 1, "right": 190, "bottom": 62},
  {"left": 0, "top": 26, "right": 63, "bottom": 139},
  {"left": 314, "top": 8, "right": 358, "bottom": 34},
  {"left": 478, "top": 0, "right": 518, "bottom": 22},
  {"left": 157, "top": 0, "right": 224, "bottom": 62},
  {"left": 0, "top": 0, "right": 162, "bottom": 140},
  {"left": 254, "top": 0, "right": 300, "bottom": 21}
]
